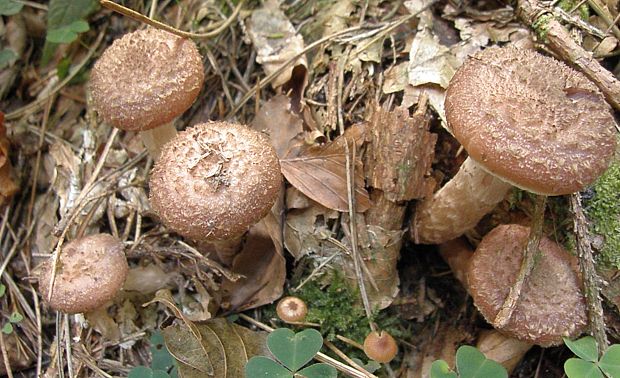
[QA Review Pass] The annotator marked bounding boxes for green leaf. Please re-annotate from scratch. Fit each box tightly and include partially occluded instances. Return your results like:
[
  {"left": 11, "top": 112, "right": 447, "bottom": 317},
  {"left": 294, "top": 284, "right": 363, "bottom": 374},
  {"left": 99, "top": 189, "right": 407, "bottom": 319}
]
[
  {"left": 268, "top": 328, "right": 323, "bottom": 372},
  {"left": 0, "top": 284, "right": 5, "bottom": 298},
  {"left": 430, "top": 360, "right": 457, "bottom": 378},
  {"left": 564, "top": 358, "right": 604, "bottom": 378},
  {"left": 42, "top": 0, "right": 98, "bottom": 64},
  {"left": 0, "top": 48, "right": 17, "bottom": 70},
  {"left": 245, "top": 356, "right": 292, "bottom": 378},
  {"left": 128, "top": 366, "right": 170, "bottom": 378},
  {"left": 0, "top": 0, "right": 23, "bottom": 15},
  {"left": 296, "top": 363, "right": 337, "bottom": 378},
  {"left": 47, "top": 20, "right": 90, "bottom": 44},
  {"left": 1, "top": 323, "right": 13, "bottom": 335},
  {"left": 599, "top": 345, "right": 620, "bottom": 378},
  {"left": 564, "top": 337, "right": 600, "bottom": 362},
  {"left": 9, "top": 311, "right": 23, "bottom": 323},
  {"left": 150, "top": 331, "right": 175, "bottom": 372},
  {"left": 455, "top": 346, "right": 507, "bottom": 378}
]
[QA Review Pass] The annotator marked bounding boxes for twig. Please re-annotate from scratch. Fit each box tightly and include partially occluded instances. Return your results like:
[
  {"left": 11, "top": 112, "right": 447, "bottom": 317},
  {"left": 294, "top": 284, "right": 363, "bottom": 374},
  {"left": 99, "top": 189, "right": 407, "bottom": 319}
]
[
  {"left": 238, "top": 314, "right": 377, "bottom": 378},
  {"left": 517, "top": 0, "right": 620, "bottom": 110},
  {"left": 570, "top": 193, "right": 608, "bottom": 354},
  {"left": 176, "top": 241, "right": 241, "bottom": 281},
  {"left": 587, "top": 0, "right": 620, "bottom": 41},
  {"left": 324, "top": 340, "right": 374, "bottom": 378},
  {"left": 99, "top": 0, "right": 244, "bottom": 39},
  {"left": 494, "top": 194, "right": 547, "bottom": 327},
  {"left": 0, "top": 331, "right": 13, "bottom": 378},
  {"left": 345, "top": 140, "right": 376, "bottom": 332}
]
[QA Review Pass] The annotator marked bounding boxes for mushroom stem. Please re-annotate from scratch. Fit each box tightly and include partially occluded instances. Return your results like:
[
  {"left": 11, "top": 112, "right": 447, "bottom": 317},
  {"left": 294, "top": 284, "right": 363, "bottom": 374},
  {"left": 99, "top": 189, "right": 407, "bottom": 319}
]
[
  {"left": 414, "top": 157, "right": 512, "bottom": 244},
  {"left": 140, "top": 122, "right": 177, "bottom": 160},
  {"left": 207, "top": 235, "right": 244, "bottom": 266},
  {"left": 493, "top": 194, "right": 546, "bottom": 328}
]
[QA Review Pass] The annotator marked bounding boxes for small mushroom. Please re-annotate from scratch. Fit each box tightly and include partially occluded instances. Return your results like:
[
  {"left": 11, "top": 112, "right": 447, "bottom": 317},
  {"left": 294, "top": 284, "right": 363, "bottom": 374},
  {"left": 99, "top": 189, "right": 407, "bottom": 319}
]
[
  {"left": 90, "top": 28, "right": 204, "bottom": 159},
  {"left": 149, "top": 121, "right": 281, "bottom": 264},
  {"left": 276, "top": 296, "right": 307, "bottom": 323},
  {"left": 467, "top": 224, "right": 587, "bottom": 346},
  {"left": 39, "top": 234, "right": 128, "bottom": 314},
  {"left": 363, "top": 330, "right": 398, "bottom": 363},
  {"left": 413, "top": 46, "right": 617, "bottom": 244}
]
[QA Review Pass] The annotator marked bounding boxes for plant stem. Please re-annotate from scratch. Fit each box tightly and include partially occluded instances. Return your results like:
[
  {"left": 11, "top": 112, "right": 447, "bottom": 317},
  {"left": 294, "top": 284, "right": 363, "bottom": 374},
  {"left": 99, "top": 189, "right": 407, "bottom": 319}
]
[
  {"left": 494, "top": 194, "right": 547, "bottom": 328},
  {"left": 570, "top": 193, "right": 608, "bottom": 354}
]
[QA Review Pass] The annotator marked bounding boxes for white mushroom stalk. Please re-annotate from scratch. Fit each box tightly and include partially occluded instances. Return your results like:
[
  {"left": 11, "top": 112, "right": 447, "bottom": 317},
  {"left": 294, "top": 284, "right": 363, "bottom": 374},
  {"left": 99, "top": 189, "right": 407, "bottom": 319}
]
[
  {"left": 412, "top": 46, "right": 617, "bottom": 245},
  {"left": 90, "top": 28, "right": 204, "bottom": 159}
]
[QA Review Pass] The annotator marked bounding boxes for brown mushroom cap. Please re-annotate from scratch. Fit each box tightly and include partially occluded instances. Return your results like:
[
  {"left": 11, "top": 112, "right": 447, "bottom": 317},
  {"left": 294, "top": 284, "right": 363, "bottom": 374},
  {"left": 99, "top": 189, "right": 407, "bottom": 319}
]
[
  {"left": 90, "top": 28, "right": 204, "bottom": 132},
  {"left": 467, "top": 224, "right": 587, "bottom": 346},
  {"left": 276, "top": 296, "right": 308, "bottom": 323},
  {"left": 39, "top": 234, "right": 128, "bottom": 314},
  {"left": 363, "top": 330, "right": 398, "bottom": 363},
  {"left": 446, "top": 46, "right": 617, "bottom": 195},
  {"left": 149, "top": 121, "right": 282, "bottom": 241}
]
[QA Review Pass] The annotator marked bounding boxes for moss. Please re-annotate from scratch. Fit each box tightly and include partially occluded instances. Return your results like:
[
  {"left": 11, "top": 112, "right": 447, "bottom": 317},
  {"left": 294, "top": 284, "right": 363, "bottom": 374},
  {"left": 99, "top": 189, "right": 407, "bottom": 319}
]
[
  {"left": 533, "top": 14, "right": 554, "bottom": 40},
  {"left": 584, "top": 162, "right": 620, "bottom": 269},
  {"left": 557, "top": 0, "right": 590, "bottom": 20}
]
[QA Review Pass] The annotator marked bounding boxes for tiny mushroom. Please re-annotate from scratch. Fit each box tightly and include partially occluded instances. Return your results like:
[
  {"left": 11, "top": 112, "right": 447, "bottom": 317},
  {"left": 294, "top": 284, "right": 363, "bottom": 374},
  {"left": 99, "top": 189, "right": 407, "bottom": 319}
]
[
  {"left": 90, "top": 28, "right": 204, "bottom": 159},
  {"left": 413, "top": 46, "right": 617, "bottom": 244},
  {"left": 363, "top": 330, "right": 398, "bottom": 363},
  {"left": 467, "top": 224, "right": 587, "bottom": 346},
  {"left": 276, "top": 296, "right": 308, "bottom": 323},
  {"left": 39, "top": 234, "right": 128, "bottom": 314},
  {"left": 149, "top": 121, "right": 281, "bottom": 264}
]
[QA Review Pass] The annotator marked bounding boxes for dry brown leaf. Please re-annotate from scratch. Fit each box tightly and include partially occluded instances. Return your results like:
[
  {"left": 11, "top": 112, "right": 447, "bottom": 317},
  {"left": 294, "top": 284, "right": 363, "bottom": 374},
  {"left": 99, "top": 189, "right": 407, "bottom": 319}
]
[
  {"left": 221, "top": 192, "right": 286, "bottom": 312},
  {"left": 281, "top": 125, "right": 370, "bottom": 212},
  {"left": 365, "top": 104, "right": 436, "bottom": 202},
  {"left": 408, "top": 28, "right": 459, "bottom": 89},
  {"left": 245, "top": 0, "right": 307, "bottom": 89},
  {"left": 250, "top": 94, "right": 303, "bottom": 158},
  {"left": 163, "top": 318, "right": 270, "bottom": 378},
  {"left": 476, "top": 330, "right": 532, "bottom": 374},
  {"left": 0, "top": 113, "right": 18, "bottom": 206}
]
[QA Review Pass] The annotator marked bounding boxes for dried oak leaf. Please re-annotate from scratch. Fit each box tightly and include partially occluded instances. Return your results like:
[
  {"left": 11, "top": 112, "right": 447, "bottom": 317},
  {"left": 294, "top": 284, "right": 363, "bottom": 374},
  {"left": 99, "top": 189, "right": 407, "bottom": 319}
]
[
  {"left": 250, "top": 94, "right": 303, "bottom": 158},
  {"left": 0, "top": 113, "right": 18, "bottom": 206},
  {"left": 163, "top": 318, "right": 270, "bottom": 378},
  {"left": 221, "top": 193, "right": 286, "bottom": 312},
  {"left": 281, "top": 125, "right": 370, "bottom": 212}
]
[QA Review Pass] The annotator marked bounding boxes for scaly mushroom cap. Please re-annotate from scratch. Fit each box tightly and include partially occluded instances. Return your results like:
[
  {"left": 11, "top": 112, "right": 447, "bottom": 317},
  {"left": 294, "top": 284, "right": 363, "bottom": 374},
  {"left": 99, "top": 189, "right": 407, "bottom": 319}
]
[
  {"left": 446, "top": 46, "right": 617, "bottom": 195},
  {"left": 149, "top": 121, "right": 282, "bottom": 241},
  {"left": 90, "top": 28, "right": 204, "bottom": 131},
  {"left": 39, "top": 234, "right": 128, "bottom": 314},
  {"left": 467, "top": 224, "right": 587, "bottom": 346}
]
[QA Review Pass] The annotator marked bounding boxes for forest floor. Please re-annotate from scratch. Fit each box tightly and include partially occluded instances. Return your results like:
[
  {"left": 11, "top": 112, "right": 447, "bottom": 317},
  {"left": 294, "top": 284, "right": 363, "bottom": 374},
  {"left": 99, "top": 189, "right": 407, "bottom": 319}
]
[{"left": 0, "top": 0, "right": 619, "bottom": 377}]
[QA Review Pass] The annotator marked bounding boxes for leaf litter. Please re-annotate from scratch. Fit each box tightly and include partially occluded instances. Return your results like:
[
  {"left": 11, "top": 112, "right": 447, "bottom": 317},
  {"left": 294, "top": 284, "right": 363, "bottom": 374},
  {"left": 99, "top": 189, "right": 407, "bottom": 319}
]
[{"left": 0, "top": 0, "right": 618, "bottom": 377}]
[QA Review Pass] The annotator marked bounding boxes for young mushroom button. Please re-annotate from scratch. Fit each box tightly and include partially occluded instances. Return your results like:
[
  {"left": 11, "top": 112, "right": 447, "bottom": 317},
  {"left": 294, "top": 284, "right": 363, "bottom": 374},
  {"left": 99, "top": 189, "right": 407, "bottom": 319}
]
[
  {"left": 39, "top": 234, "right": 128, "bottom": 314},
  {"left": 90, "top": 28, "right": 204, "bottom": 158},
  {"left": 149, "top": 121, "right": 281, "bottom": 258},
  {"left": 413, "top": 46, "right": 617, "bottom": 244},
  {"left": 467, "top": 224, "right": 587, "bottom": 347}
]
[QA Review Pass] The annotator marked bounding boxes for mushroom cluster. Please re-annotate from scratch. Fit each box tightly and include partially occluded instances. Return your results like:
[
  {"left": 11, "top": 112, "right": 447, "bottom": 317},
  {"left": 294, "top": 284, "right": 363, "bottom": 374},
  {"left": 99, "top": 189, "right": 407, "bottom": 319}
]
[{"left": 413, "top": 46, "right": 617, "bottom": 244}]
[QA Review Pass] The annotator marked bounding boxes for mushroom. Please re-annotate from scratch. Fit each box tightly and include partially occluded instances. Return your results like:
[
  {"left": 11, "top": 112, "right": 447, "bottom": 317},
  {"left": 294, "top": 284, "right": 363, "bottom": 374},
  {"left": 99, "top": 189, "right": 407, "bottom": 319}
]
[
  {"left": 90, "top": 28, "right": 204, "bottom": 159},
  {"left": 467, "top": 224, "right": 587, "bottom": 346},
  {"left": 149, "top": 121, "right": 281, "bottom": 264},
  {"left": 276, "top": 296, "right": 308, "bottom": 323},
  {"left": 39, "top": 234, "right": 128, "bottom": 314},
  {"left": 363, "top": 330, "right": 398, "bottom": 363},
  {"left": 413, "top": 46, "right": 617, "bottom": 244}
]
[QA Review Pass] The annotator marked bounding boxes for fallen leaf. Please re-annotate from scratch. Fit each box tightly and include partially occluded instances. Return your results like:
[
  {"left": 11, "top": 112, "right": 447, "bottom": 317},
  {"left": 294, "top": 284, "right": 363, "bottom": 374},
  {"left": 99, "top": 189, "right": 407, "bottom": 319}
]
[
  {"left": 221, "top": 193, "right": 286, "bottom": 312},
  {"left": 0, "top": 113, "right": 18, "bottom": 207},
  {"left": 281, "top": 125, "right": 370, "bottom": 212},
  {"left": 163, "top": 318, "right": 270, "bottom": 378},
  {"left": 408, "top": 28, "right": 459, "bottom": 89},
  {"left": 250, "top": 94, "right": 303, "bottom": 158},
  {"left": 245, "top": 0, "right": 307, "bottom": 90}
]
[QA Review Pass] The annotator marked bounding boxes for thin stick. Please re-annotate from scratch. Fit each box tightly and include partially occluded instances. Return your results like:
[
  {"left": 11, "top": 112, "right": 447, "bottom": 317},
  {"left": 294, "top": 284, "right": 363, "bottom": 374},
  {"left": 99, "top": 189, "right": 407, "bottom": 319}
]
[
  {"left": 345, "top": 140, "right": 376, "bottom": 332},
  {"left": 238, "top": 314, "right": 376, "bottom": 378},
  {"left": 100, "top": 0, "right": 244, "bottom": 39},
  {"left": 494, "top": 194, "right": 547, "bottom": 327},
  {"left": 324, "top": 340, "right": 374, "bottom": 378},
  {"left": 570, "top": 193, "right": 608, "bottom": 354},
  {"left": 0, "top": 331, "right": 13, "bottom": 378}
]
